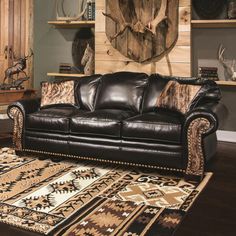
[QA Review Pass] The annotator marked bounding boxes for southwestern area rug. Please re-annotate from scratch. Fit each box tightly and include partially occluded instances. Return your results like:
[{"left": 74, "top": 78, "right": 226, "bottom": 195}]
[{"left": 0, "top": 147, "right": 212, "bottom": 236}]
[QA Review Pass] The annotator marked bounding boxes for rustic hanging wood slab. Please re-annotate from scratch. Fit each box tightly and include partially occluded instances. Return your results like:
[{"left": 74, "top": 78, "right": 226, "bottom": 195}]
[{"left": 104, "top": 0, "right": 179, "bottom": 63}]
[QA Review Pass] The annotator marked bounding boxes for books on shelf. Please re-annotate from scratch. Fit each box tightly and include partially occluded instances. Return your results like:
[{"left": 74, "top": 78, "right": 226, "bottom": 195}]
[
  {"left": 198, "top": 66, "right": 219, "bottom": 81},
  {"left": 87, "top": 0, "right": 95, "bottom": 20},
  {"left": 59, "top": 63, "right": 72, "bottom": 74}
]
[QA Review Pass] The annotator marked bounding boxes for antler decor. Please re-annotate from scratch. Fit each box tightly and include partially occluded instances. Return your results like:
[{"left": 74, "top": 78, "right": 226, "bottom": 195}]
[
  {"left": 102, "top": 1, "right": 131, "bottom": 40},
  {"left": 56, "top": 0, "right": 86, "bottom": 21},
  {"left": 103, "top": 0, "right": 179, "bottom": 63},
  {"left": 103, "top": 0, "right": 168, "bottom": 41},
  {"left": 146, "top": 0, "right": 168, "bottom": 35},
  {"left": 218, "top": 44, "right": 236, "bottom": 81}
]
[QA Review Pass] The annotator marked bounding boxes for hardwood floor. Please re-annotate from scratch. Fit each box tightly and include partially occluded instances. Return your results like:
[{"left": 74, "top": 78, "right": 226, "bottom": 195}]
[
  {"left": 0, "top": 140, "right": 235, "bottom": 236},
  {"left": 175, "top": 142, "right": 236, "bottom": 236}
]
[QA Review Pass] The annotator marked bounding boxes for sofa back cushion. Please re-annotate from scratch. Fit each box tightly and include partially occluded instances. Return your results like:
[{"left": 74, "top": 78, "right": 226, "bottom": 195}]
[
  {"left": 95, "top": 72, "right": 148, "bottom": 113},
  {"left": 142, "top": 74, "right": 221, "bottom": 114},
  {"left": 75, "top": 74, "right": 102, "bottom": 111},
  {"left": 142, "top": 74, "right": 171, "bottom": 112}
]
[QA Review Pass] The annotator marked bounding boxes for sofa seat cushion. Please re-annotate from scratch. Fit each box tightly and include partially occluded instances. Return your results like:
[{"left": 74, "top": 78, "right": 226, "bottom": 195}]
[
  {"left": 122, "top": 111, "right": 184, "bottom": 144},
  {"left": 26, "top": 107, "right": 85, "bottom": 133},
  {"left": 70, "top": 109, "right": 136, "bottom": 138}
]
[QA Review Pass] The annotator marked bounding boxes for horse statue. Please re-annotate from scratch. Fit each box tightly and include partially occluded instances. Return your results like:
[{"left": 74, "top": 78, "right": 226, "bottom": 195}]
[{"left": 81, "top": 43, "right": 94, "bottom": 75}]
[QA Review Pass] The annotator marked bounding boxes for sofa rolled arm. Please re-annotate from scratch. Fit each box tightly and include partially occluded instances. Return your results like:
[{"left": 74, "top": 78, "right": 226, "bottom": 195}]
[
  {"left": 7, "top": 97, "right": 41, "bottom": 119},
  {"left": 183, "top": 102, "right": 227, "bottom": 180},
  {"left": 7, "top": 97, "right": 41, "bottom": 150}
]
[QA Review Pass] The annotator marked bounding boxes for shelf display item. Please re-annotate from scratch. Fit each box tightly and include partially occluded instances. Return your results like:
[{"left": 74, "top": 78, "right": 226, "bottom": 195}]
[
  {"left": 199, "top": 67, "right": 219, "bottom": 81},
  {"left": 56, "top": 0, "right": 87, "bottom": 21},
  {"left": 72, "top": 28, "right": 94, "bottom": 74},
  {"left": 228, "top": 0, "right": 236, "bottom": 19},
  {"left": 192, "top": 0, "right": 226, "bottom": 19},
  {"left": 218, "top": 44, "right": 236, "bottom": 81},
  {"left": 81, "top": 43, "right": 94, "bottom": 75}
]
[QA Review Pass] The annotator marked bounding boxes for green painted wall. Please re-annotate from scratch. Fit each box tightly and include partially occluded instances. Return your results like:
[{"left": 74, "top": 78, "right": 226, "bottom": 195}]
[
  {"left": 33, "top": 0, "right": 77, "bottom": 88},
  {"left": 192, "top": 28, "right": 236, "bottom": 132}
]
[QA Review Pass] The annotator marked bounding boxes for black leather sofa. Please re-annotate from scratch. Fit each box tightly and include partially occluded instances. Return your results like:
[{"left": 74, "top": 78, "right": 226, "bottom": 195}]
[{"left": 8, "top": 72, "right": 226, "bottom": 180}]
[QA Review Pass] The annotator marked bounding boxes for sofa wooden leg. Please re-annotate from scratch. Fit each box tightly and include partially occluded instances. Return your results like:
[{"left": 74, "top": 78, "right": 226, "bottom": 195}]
[
  {"left": 15, "top": 150, "right": 25, "bottom": 156},
  {"left": 184, "top": 173, "right": 203, "bottom": 182}
]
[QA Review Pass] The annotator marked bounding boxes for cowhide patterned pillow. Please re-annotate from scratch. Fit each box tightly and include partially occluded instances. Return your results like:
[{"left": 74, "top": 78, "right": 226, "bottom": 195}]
[
  {"left": 40, "top": 80, "right": 75, "bottom": 108},
  {"left": 156, "top": 80, "right": 201, "bottom": 114}
]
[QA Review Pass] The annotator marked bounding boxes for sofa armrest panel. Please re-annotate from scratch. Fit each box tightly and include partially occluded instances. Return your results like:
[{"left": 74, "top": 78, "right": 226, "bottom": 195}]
[
  {"left": 7, "top": 97, "right": 41, "bottom": 119},
  {"left": 193, "top": 102, "right": 228, "bottom": 130},
  {"left": 183, "top": 102, "right": 226, "bottom": 180},
  {"left": 7, "top": 97, "right": 40, "bottom": 151},
  {"left": 184, "top": 102, "right": 228, "bottom": 133}
]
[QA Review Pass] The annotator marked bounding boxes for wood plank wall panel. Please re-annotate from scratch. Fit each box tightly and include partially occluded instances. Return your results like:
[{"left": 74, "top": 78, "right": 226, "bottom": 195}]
[
  {"left": 95, "top": 0, "right": 191, "bottom": 76},
  {"left": 0, "top": 0, "right": 9, "bottom": 82},
  {"left": 0, "top": 0, "right": 33, "bottom": 87},
  {"left": 13, "top": 0, "right": 22, "bottom": 59},
  {"left": 25, "top": 0, "right": 34, "bottom": 88}
]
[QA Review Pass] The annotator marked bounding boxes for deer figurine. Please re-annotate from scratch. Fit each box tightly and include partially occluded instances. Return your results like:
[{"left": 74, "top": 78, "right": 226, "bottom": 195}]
[
  {"left": 218, "top": 44, "right": 236, "bottom": 81},
  {"left": 2, "top": 49, "right": 34, "bottom": 86}
]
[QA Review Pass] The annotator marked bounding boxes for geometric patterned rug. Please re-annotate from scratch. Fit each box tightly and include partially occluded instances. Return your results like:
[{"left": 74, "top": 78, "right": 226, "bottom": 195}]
[{"left": 0, "top": 148, "right": 212, "bottom": 236}]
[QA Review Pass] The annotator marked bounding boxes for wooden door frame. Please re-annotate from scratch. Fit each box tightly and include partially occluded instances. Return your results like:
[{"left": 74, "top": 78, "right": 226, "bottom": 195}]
[
  {"left": 0, "top": 0, "right": 10, "bottom": 83},
  {"left": 25, "top": 0, "right": 34, "bottom": 88}
]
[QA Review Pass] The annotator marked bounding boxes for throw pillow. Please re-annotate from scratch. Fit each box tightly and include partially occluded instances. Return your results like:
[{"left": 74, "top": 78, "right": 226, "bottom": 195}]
[
  {"left": 40, "top": 80, "right": 76, "bottom": 108},
  {"left": 156, "top": 80, "right": 202, "bottom": 114}
]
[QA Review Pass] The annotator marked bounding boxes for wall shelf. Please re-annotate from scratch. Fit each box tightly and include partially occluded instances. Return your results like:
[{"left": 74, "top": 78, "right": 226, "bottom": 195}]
[
  {"left": 191, "top": 19, "right": 236, "bottom": 28},
  {"left": 48, "top": 20, "right": 95, "bottom": 28},
  {"left": 47, "top": 73, "right": 85, "bottom": 78},
  {"left": 216, "top": 81, "right": 236, "bottom": 86}
]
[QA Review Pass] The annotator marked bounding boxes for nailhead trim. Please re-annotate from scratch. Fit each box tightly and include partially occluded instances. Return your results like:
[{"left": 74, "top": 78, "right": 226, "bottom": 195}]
[{"left": 18, "top": 148, "right": 186, "bottom": 173}]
